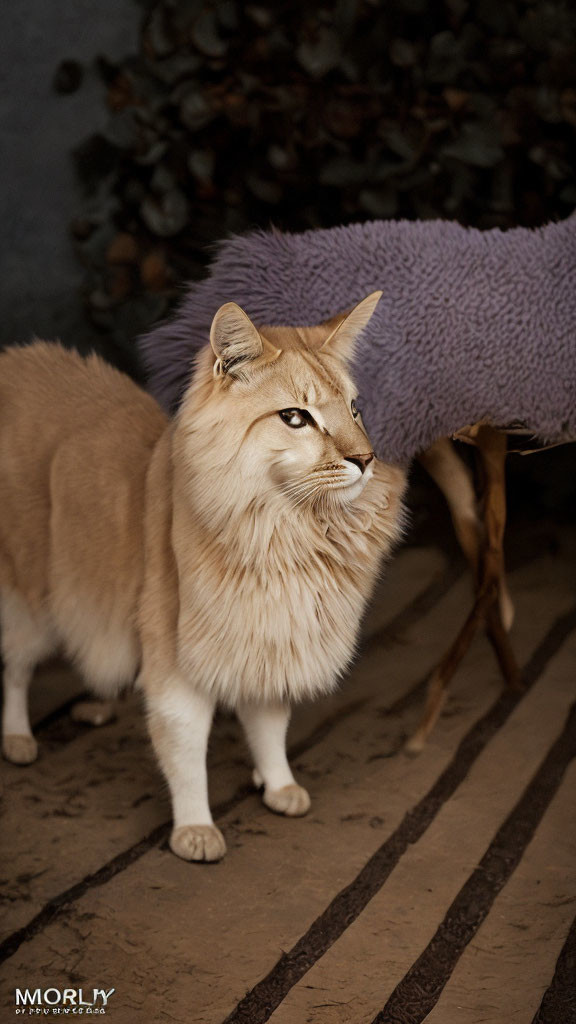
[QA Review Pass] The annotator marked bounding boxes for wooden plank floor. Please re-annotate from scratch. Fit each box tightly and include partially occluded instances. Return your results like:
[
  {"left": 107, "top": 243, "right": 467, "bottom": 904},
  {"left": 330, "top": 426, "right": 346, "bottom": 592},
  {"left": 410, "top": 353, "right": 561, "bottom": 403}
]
[{"left": 1, "top": 530, "right": 575, "bottom": 1024}]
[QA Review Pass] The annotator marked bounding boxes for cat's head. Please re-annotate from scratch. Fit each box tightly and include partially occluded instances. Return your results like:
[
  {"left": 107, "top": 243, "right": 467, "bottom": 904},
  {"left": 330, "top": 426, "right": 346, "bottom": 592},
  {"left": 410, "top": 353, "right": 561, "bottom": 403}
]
[{"left": 178, "top": 293, "right": 383, "bottom": 517}]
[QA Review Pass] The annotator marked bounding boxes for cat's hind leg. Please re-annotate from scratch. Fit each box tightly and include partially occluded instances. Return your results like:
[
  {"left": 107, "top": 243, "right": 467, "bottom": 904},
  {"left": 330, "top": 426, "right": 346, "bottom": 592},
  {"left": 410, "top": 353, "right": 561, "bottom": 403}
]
[
  {"left": 145, "top": 679, "right": 226, "bottom": 862},
  {"left": 1, "top": 589, "right": 57, "bottom": 764},
  {"left": 70, "top": 700, "right": 116, "bottom": 726},
  {"left": 237, "top": 701, "right": 310, "bottom": 817}
]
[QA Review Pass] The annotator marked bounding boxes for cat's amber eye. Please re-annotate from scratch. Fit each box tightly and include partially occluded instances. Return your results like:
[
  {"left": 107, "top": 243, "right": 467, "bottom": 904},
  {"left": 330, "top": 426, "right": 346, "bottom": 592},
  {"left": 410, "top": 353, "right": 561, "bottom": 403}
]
[
  {"left": 279, "top": 408, "right": 309, "bottom": 429},
  {"left": 351, "top": 399, "right": 359, "bottom": 419}
]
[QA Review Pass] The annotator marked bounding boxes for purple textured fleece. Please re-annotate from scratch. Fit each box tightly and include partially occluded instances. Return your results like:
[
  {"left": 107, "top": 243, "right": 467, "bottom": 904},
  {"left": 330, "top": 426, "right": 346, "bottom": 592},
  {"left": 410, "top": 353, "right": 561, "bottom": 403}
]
[{"left": 139, "top": 218, "right": 576, "bottom": 465}]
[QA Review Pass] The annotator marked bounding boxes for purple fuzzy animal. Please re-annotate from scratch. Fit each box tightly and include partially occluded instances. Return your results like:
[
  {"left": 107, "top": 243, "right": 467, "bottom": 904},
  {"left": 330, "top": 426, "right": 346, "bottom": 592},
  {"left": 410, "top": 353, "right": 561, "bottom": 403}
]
[{"left": 140, "top": 218, "right": 576, "bottom": 466}]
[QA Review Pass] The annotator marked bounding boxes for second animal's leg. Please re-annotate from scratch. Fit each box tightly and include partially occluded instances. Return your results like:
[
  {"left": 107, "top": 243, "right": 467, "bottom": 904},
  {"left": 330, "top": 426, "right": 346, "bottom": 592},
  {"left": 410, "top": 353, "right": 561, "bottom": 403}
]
[
  {"left": 1, "top": 589, "right": 57, "bottom": 764},
  {"left": 419, "top": 437, "right": 481, "bottom": 571},
  {"left": 419, "top": 437, "right": 514, "bottom": 630},
  {"left": 146, "top": 680, "right": 225, "bottom": 862},
  {"left": 237, "top": 701, "right": 311, "bottom": 816},
  {"left": 406, "top": 428, "right": 519, "bottom": 754},
  {"left": 404, "top": 586, "right": 495, "bottom": 755},
  {"left": 477, "top": 428, "right": 521, "bottom": 689}
]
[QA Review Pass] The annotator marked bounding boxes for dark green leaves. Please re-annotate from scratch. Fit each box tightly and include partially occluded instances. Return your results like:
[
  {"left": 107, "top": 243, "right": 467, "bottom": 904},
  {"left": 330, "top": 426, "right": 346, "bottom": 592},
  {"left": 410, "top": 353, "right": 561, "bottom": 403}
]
[{"left": 66, "top": 0, "right": 576, "bottom": 353}]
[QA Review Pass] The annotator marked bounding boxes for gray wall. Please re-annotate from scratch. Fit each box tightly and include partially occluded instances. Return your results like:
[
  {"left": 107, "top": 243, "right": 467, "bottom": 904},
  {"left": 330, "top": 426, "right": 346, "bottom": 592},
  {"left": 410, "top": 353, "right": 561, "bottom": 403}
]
[{"left": 0, "top": 0, "right": 139, "bottom": 349}]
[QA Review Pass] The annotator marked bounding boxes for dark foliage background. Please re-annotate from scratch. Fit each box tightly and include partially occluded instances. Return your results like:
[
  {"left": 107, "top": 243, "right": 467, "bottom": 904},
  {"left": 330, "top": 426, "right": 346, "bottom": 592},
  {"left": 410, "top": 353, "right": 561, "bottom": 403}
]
[{"left": 67, "top": 0, "right": 576, "bottom": 363}]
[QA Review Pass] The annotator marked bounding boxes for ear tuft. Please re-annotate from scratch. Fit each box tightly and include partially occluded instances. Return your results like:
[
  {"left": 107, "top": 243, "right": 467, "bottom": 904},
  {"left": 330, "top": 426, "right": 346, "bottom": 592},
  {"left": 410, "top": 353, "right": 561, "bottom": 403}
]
[
  {"left": 210, "top": 302, "right": 280, "bottom": 378},
  {"left": 320, "top": 290, "right": 382, "bottom": 363}
]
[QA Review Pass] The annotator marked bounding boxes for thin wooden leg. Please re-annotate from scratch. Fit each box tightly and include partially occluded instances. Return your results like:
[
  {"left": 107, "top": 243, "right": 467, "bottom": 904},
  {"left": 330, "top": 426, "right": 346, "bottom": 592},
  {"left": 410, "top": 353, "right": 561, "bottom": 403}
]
[
  {"left": 404, "top": 582, "right": 497, "bottom": 755},
  {"left": 486, "top": 604, "right": 521, "bottom": 687},
  {"left": 405, "top": 427, "right": 520, "bottom": 755},
  {"left": 477, "top": 427, "right": 521, "bottom": 690},
  {"left": 419, "top": 437, "right": 514, "bottom": 630},
  {"left": 419, "top": 437, "right": 481, "bottom": 573}
]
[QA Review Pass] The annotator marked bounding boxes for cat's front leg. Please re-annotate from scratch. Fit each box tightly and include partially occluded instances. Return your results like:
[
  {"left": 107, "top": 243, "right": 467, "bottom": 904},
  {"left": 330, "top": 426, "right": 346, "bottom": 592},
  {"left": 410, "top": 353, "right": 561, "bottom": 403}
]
[
  {"left": 145, "top": 680, "right": 226, "bottom": 862},
  {"left": 237, "top": 701, "right": 311, "bottom": 817},
  {"left": 2, "top": 660, "right": 37, "bottom": 765}
]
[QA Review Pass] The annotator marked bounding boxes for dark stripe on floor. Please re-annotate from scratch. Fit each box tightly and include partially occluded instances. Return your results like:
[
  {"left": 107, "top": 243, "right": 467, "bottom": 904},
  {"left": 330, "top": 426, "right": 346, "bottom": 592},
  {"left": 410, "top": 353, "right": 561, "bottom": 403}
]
[
  {"left": 0, "top": 784, "right": 247, "bottom": 965},
  {"left": 532, "top": 912, "right": 576, "bottom": 1024},
  {"left": 220, "top": 605, "right": 576, "bottom": 1024},
  {"left": 373, "top": 701, "right": 576, "bottom": 1024},
  {"left": 0, "top": 563, "right": 460, "bottom": 965}
]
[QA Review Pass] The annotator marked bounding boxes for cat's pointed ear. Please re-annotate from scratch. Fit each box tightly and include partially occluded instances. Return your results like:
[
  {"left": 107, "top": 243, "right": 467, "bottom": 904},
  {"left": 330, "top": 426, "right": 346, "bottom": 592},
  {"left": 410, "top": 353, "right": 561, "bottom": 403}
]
[
  {"left": 210, "top": 302, "right": 280, "bottom": 379},
  {"left": 320, "top": 291, "right": 382, "bottom": 363}
]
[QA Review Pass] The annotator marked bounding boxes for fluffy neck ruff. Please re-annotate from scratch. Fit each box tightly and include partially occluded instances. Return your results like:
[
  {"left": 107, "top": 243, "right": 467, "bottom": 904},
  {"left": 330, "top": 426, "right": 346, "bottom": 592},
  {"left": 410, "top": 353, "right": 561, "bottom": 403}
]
[{"left": 169, "top": 359, "right": 406, "bottom": 707}]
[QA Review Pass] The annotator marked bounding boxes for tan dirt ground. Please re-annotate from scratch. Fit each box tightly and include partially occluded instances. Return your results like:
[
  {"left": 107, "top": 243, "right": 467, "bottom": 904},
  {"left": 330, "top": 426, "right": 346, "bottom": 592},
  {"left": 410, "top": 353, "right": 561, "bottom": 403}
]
[{"left": 1, "top": 534, "right": 575, "bottom": 1024}]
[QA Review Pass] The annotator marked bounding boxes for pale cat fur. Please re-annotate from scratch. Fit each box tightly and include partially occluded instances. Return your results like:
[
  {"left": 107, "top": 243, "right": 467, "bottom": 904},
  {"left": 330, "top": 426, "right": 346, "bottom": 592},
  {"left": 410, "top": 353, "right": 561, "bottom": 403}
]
[{"left": 0, "top": 294, "right": 406, "bottom": 861}]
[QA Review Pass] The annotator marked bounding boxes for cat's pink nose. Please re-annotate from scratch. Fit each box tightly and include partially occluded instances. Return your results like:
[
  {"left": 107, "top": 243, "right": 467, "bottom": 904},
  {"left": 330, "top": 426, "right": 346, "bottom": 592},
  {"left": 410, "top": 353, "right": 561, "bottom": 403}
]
[{"left": 345, "top": 453, "right": 374, "bottom": 474}]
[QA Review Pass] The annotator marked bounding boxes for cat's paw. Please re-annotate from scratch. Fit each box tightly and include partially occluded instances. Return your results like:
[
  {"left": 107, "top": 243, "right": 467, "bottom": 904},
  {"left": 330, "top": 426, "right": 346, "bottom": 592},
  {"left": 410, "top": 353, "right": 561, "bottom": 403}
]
[
  {"left": 170, "top": 824, "right": 227, "bottom": 862},
  {"left": 71, "top": 700, "right": 116, "bottom": 726},
  {"left": 263, "top": 783, "right": 311, "bottom": 817},
  {"left": 2, "top": 734, "right": 38, "bottom": 765}
]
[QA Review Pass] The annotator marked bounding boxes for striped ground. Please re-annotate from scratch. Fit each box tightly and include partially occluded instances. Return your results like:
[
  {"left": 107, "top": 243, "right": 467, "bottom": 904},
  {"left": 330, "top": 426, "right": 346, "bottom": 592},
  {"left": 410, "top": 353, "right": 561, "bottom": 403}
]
[{"left": 0, "top": 530, "right": 575, "bottom": 1024}]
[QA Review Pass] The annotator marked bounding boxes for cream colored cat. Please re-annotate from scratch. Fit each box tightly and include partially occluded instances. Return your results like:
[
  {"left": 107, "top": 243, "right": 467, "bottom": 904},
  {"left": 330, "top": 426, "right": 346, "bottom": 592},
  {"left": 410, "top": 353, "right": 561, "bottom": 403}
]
[{"left": 0, "top": 293, "right": 406, "bottom": 861}]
